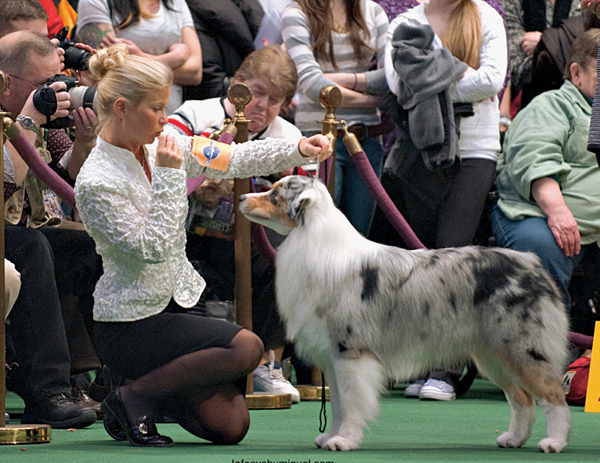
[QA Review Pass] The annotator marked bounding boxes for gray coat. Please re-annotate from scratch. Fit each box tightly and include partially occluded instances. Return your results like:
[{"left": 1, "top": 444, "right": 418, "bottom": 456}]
[{"left": 388, "top": 22, "right": 469, "bottom": 171}]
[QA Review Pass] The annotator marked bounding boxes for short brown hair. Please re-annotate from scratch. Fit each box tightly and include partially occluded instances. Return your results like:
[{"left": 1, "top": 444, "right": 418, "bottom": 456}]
[
  {"left": 0, "top": 0, "right": 48, "bottom": 38},
  {"left": 563, "top": 28, "right": 600, "bottom": 81},
  {"left": 232, "top": 46, "right": 298, "bottom": 106},
  {"left": 0, "top": 30, "right": 55, "bottom": 76}
]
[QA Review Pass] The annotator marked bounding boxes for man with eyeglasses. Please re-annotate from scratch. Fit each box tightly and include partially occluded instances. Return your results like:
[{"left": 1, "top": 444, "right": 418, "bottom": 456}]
[{"left": 0, "top": 29, "right": 100, "bottom": 428}]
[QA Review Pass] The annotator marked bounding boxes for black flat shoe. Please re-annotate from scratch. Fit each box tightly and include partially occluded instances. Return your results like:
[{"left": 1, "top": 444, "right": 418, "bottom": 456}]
[
  {"left": 101, "top": 388, "right": 173, "bottom": 447},
  {"left": 103, "top": 415, "right": 126, "bottom": 441}
]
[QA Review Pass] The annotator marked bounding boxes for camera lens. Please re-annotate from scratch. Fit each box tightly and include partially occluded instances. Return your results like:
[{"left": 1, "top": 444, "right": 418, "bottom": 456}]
[
  {"left": 68, "top": 86, "right": 97, "bottom": 111},
  {"left": 63, "top": 47, "right": 92, "bottom": 71}
]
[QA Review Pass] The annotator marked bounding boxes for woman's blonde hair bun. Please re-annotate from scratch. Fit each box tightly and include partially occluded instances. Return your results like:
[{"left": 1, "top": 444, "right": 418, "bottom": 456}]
[{"left": 88, "top": 43, "right": 129, "bottom": 81}]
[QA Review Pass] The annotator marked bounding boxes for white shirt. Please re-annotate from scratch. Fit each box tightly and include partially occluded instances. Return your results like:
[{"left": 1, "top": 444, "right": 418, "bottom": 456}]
[
  {"left": 166, "top": 97, "right": 303, "bottom": 142},
  {"left": 77, "top": 0, "right": 195, "bottom": 114},
  {"left": 385, "top": 0, "right": 507, "bottom": 160},
  {"left": 75, "top": 134, "right": 307, "bottom": 322}
]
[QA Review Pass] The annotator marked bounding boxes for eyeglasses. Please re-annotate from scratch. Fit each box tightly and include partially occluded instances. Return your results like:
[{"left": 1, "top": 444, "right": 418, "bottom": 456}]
[
  {"left": 9, "top": 74, "right": 45, "bottom": 89},
  {"left": 249, "top": 87, "right": 285, "bottom": 107}
]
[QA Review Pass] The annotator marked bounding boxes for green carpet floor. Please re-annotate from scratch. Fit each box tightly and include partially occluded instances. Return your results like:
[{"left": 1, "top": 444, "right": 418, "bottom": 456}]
[{"left": 2, "top": 380, "right": 599, "bottom": 463}]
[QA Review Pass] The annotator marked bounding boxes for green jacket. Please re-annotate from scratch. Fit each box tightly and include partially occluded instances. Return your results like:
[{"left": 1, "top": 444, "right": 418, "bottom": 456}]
[{"left": 496, "top": 80, "right": 600, "bottom": 245}]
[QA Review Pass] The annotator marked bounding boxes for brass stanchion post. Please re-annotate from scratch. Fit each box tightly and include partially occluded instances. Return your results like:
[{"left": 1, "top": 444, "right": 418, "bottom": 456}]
[
  {"left": 228, "top": 83, "right": 291, "bottom": 409},
  {"left": 0, "top": 71, "right": 51, "bottom": 444},
  {"left": 295, "top": 86, "right": 343, "bottom": 402},
  {"left": 316, "top": 85, "right": 342, "bottom": 196}
]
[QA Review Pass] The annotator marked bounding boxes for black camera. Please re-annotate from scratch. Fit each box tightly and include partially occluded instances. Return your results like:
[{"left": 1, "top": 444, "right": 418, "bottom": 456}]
[
  {"left": 54, "top": 27, "right": 92, "bottom": 71},
  {"left": 32, "top": 74, "right": 97, "bottom": 129}
]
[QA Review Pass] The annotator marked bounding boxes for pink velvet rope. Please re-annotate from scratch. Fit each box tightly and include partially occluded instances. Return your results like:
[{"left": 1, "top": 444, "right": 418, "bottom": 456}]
[
  {"left": 186, "top": 132, "right": 235, "bottom": 196},
  {"left": 9, "top": 130, "right": 76, "bottom": 209},
  {"left": 350, "top": 149, "right": 425, "bottom": 250}
]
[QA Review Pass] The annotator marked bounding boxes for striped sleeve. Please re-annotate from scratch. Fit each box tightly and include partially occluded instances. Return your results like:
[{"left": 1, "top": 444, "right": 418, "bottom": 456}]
[{"left": 281, "top": 3, "right": 337, "bottom": 103}]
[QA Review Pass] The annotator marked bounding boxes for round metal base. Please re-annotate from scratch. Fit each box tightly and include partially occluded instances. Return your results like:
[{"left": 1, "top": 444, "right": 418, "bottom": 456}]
[
  {"left": 246, "top": 392, "right": 292, "bottom": 409},
  {"left": 0, "top": 424, "right": 51, "bottom": 444},
  {"left": 296, "top": 386, "right": 330, "bottom": 401}
]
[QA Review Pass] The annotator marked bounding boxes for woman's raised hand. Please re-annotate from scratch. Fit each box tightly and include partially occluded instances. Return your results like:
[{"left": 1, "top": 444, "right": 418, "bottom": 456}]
[{"left": 155, "top": 134, "right": 183, "bottom": 169}]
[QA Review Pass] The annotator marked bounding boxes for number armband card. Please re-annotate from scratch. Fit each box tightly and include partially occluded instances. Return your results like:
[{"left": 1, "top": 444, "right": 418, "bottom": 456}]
[{"left": 191, "top": 136, "right": 231, "bottom": 172}]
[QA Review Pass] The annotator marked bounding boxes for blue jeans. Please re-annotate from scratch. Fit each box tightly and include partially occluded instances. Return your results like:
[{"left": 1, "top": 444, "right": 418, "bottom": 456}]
[
  {"left": 334, "top": 136, "right": 384, "bottom": 237},
  {"left": 490, "top": 205, "right": 585, "bottom": 312}
]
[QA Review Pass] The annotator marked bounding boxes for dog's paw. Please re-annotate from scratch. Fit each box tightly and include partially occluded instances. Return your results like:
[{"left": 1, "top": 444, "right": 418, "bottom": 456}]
[
  {"left": 319, "top": 435, "right": 360, "bottom": 451},
  {"left": 314, "top": 434, "right": 331, "bottom": 449},
  {"left": 537, "top": 438, "right": 566, "bottom": 453},
  {"left": 497, "top": 432, "right": 526, "bottom": 449}
]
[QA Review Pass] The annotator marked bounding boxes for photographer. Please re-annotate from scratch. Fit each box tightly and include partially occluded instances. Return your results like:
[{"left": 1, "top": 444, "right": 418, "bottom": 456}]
[
  {"left": 0, "top": 30, "right": 100, "bottom": 427},
  {"left": 1, "top": 29, "right": 104, "bottom": 419}
]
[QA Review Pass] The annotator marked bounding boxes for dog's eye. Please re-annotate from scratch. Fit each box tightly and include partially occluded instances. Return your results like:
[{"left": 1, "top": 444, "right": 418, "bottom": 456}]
[{"left": 270, "top": 189, "right": 279, "bottom": 205}]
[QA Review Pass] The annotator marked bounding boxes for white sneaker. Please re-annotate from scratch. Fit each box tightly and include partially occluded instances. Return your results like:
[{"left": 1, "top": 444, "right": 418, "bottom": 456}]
[
  {"left": 418, "top": 378, "right": 457, "bottom": 401},
  {"left": 404, "top": 379, "right": 426, "bottom": 398},
  {"left": 253, "top": 350, "right": 300, "bottom": 403}
]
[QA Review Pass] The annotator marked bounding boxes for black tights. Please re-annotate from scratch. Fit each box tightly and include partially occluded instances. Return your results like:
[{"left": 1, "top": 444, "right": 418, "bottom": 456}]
[{"left": 120, "top": 329, "right": 262, "bottom": 444}]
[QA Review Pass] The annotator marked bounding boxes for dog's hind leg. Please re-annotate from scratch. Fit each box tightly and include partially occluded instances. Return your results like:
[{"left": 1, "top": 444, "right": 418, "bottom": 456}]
[
  {"left": 497, "top": 384, "right": 537, "bottom": 449},
  {"left": 517, "top": 367, "right": 571, "bottom": 453},
  {"left": 473, "top": 356, "right": 536, "bottom": 449},
  {"left": 316, "top": 353, "right": 385, "bottom": 451}
]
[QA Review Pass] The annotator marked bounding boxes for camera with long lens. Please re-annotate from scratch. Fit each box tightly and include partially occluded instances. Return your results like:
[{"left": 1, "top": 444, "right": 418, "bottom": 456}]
[
  {"left": 54, "top": 27, "right": 92, "bottom": 71},
  {"left": 32, "top": 74, "right": 97, "bottom": 129}
]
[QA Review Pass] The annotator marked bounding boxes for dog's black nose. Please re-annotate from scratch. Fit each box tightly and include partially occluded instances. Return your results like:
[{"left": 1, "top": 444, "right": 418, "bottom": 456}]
[{"left": 239, "top": 195, "right": 247, "bottom": 203}]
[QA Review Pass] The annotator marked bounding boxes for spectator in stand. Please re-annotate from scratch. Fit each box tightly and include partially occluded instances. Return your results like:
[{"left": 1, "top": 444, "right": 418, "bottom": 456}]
[
  {"left": 492, "top": 28, "right": 600, "bottom": 331},
  {"left": 384, "top": 0, "right": 507, "bottom": 400},
  {"left": 166, "top": 45, "right": 304, "bottom": 403},
  {"left": 183, "top": 0, "right": 263, "bottom": 101},
  {"left": 504, "top": 0, "right": 581, "bottom": 112},
  {"left": 282, "top": 0, "right": 390, "bottom": 238},
  {"left": 1, "top": 30, "right": 98, "bottom": 429},
  {"left": 76, "top": 0, "right": 202, "bottom": 114}
]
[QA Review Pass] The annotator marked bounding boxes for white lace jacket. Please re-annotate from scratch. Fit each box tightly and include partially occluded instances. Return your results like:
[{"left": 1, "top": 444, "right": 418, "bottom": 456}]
[{"left": 75, "top": 135, "right": 306, "bottom": 322}]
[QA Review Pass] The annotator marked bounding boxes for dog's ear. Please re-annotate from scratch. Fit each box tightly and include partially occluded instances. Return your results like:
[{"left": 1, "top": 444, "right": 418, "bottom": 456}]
[{"left": 286, "top": 187, "right": 317, "bottom": 222}]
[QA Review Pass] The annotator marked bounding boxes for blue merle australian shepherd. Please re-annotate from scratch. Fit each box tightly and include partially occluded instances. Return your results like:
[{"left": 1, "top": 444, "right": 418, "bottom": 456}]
[{"left": 239, "top": 175, "right": 571, "bottom": 453}]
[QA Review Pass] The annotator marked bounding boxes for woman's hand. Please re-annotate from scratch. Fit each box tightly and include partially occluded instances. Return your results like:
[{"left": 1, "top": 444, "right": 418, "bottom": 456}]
[
  {"left": 546, "top": 205, "right": 581, "bottom": 257},
  {"left": 72, "top": 107, "right": 99, "bottom": 142},
  {"left": 520, "top": 31, "right": 542, "bottom": 56},
  {"left": 155, "top": 134, "right": 183, "bottom": 169},
  {"left": 581, "top": 0, "right": 600, "bottom": 17},
  {"left": 532, "top": 177, "right": 581, "bottom": 257},
  {"left": 101, "top": 33, "right": 145, "bottom": 57},
  {"left": 298, "top": 134, "right": 332, "bottom": 162}
]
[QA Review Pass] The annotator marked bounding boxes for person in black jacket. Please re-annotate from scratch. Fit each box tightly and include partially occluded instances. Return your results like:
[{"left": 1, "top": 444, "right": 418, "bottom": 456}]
[{"left": 182, "top": 0, "right": 263, "bottom": 100}]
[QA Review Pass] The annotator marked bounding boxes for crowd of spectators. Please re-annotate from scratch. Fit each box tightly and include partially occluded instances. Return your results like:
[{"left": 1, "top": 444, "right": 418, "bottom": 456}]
[{"left": 2, "top": 0, "right": 600, "bottom": 444}]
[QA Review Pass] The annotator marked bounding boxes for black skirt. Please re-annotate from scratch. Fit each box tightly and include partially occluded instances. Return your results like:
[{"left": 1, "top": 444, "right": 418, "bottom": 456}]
[{"left": 94, "top": 300, "right": 243, "bottom": 380}]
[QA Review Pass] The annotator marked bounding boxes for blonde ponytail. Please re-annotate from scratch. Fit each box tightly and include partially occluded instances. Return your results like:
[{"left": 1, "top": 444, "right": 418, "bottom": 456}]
[{"left": 442, "top": 0, "right": 482, "bottom": 69}]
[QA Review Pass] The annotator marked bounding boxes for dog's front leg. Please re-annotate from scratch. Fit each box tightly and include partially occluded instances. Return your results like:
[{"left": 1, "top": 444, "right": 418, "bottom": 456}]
[
  {"left": 316, "top": 354, "right": 385, "bottom": 451},
  {"left": 314, "top": 362, "right": 342, "bottom": 449}
]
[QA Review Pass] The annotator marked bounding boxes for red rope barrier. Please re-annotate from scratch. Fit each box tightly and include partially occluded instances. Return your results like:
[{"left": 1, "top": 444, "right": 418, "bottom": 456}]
[
  {"left": 9, "top": 130, "right": 76, "bottom": 209},
  {"left": 350, "top": 149, "right": 425, "bottom": 250}
]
